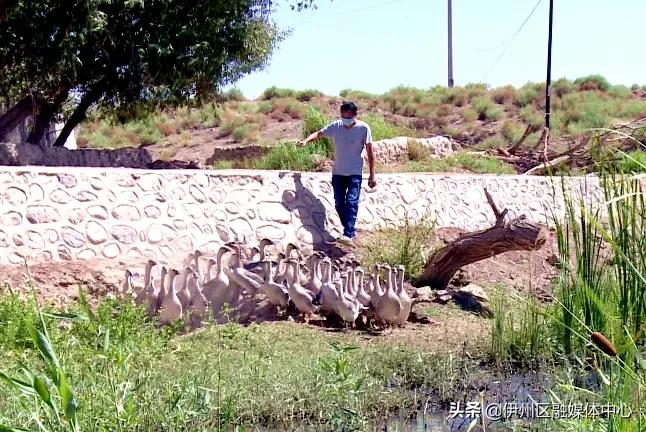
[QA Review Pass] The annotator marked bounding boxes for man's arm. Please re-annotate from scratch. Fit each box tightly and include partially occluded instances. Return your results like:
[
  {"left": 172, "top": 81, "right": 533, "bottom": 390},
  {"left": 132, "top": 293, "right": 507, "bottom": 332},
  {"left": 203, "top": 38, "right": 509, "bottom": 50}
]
[
  {"left": 298, "top": 131, "right": 323, "bottom": 146},
  {"left": 364, "top": 126, "right": 377, "bottom": 188},
  {"left": 365, "top": 143, "right": 377, "bottom": 188}
]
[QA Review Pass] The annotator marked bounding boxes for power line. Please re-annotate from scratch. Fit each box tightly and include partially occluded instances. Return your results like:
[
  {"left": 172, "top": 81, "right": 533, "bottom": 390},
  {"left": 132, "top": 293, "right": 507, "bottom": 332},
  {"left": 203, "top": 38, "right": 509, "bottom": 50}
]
[
  {"left": 478, "top": 0, "right": 543, "bottom": 84},
  {"left": 288, "top": 0, "right": 405, "bottom": 27}
]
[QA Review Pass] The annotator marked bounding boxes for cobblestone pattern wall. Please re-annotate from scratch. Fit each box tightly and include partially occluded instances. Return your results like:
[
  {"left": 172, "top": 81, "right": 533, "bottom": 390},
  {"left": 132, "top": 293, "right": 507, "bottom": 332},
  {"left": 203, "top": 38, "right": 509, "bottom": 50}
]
[
  {"left": 366, "top": 136, "right": 458, "bottom": 164},
  {"left": 0, "top": 167, "right": 604, "bottom": 265}
]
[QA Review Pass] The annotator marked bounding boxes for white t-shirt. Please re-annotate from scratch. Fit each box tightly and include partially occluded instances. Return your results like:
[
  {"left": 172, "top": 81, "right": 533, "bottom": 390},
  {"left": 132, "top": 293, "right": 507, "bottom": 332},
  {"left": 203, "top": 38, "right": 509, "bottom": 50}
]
[{"left": 320, "top": 119, "right": 373, "bottom": 176}]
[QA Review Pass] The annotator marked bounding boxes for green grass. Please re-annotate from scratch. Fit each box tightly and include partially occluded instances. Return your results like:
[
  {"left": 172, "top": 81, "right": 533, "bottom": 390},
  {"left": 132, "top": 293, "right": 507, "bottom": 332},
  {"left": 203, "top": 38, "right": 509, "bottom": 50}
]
[
  {"left": 450, "top": 152, "right": 516, "bottom": 174},
  {"left": 476, "top": 136, "right": 507, "bottom": 150},
  {"left": 356, "top": 212, "right": 436, "bottom": 281},
  {"left": 501, "top": 120, "right": 526, "bottom": 143},
  {"left": 361, "top": 113, "right": 417, "bottom": 141},
  {"left": 472, "top": 95, "right": 503, "bottom": 121},
  {"left": 78, "top": 105, "right": 221, "bottom": 149},
  {"left": 488, "top": 145, "right": 646, "bottom": 430},
  {"left": 252, "top": 142, "right": 318, "bottom": 170},
  {"left": 0, "top": 289, "right": 487, "bottom": 431},
  {"left": 301, "top": 106, "right": 333, "bottom": 157},
  {"left": 400, "top": 142, "right": 516, "bottom": 174}
]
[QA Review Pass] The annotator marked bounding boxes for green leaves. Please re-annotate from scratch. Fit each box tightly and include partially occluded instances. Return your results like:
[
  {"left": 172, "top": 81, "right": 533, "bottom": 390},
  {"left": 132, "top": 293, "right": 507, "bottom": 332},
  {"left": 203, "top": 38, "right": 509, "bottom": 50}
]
[
  {"left": 1, "top": 0, "right": 288, "bottom": 133},
  {"left": 27, "top": 323, "right": 60, "bottom": 369},
  {"left": 0, "top": 290, "right": 79, "bottom": 432}
]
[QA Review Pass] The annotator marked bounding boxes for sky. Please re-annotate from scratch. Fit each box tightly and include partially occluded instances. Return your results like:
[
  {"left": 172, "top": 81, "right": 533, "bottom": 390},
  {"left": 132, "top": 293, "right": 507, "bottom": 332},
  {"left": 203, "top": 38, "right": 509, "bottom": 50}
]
[{"left": 226, "top": 0, "right": 646, "bottom": 99}]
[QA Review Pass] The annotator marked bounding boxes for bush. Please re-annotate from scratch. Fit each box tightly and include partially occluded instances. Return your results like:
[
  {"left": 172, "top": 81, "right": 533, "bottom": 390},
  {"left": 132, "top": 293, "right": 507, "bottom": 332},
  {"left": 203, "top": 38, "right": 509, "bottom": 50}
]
[
  {"left": 295, "top": 89, "right": 323, "bottom": 102},
  {"left": 608, "top": 85, "right": 632, "bottom": 98},
  {"left": 301, "top": 106, "right": 333, "bottom": 157},
  {"left": 476, "top": 136, "right": 506, "bottom": 150},
  {"left": 450, "top": 152, "right": 515, "bottom": 174},
  {"left": 462, "top": 107, "right": 478, "bottom": 122},
  {"left": 441, "top": 126, "right": 461, "bottom": 138},
  {"left": 552, "top": 78, "right": 574, "bottom": 97},
  {"left": 574, "top": 74, "right": 611, "bottom": 92},
  {"left": 157, "top": 120, "right": 179, "bottom": 136},
  {"left": 444, "top": 87, "right": 469, "bottom": 107},
  {"left": 501, "top": 120, "right": 526, "bottom": 143},
  {"left": 254, "top": 142, "right": 320, "bottom": 170},
  {"left": 358, "top": 212, "right": 436, "bottom": 281},
  {"left": 362, "top": 113, "right": 416, "bottom": 141},
  {"left": 472, "top": 95, "right": 503, "bottom": 121},
  {"left": 464, "top": 83, "right": 488, "bottom": 101},
  {"left": 491, "top": 85, "right": 517, "bottom": 105},
  {"left": 258, "top": 100, "right": 274, "bottom": 114},
  {"left": 515, "top": 83, "right": 543, "bottom": 107},
  {"left": 407, "top": 139, "right": 430, "bottom": 161},
  {"left": 261, "top": 86, "right": 297, "bottom": 100},
  {"left": 284, "top": 100, "right": 306, "bottom": 119},
  {"left": 212, "top": 160, "right": 235, "bottom": 170},
  {"left": 561, "top": 92, "right": 609, "bottom": 129},
  {"left": 220, "top": 88, "right": 245, "bottom": 101},
  {"left": 521, "top": 105, "right": 544, "bottom": 129},
  {"left": 232, "top": 125, "right": 250, "bottom": 143}
]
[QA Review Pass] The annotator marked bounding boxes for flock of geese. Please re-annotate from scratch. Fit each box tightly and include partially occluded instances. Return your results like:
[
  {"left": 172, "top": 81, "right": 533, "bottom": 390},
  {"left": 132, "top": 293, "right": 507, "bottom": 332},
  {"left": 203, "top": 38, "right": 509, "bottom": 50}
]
[{"left": 123, "top": 238, "right": 412, "bottom": 328}]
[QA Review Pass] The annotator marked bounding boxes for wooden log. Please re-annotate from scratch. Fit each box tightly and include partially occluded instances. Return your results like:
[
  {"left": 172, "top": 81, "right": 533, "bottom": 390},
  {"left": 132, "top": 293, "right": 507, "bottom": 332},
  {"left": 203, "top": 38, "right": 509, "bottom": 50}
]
[
  {"left": 413, "top": 188, "right": 549, "bottom": 289},
  {"left": 507, "top": 124, "right": 536, "bottom": 155},
  {"left": 524, "top": 155, "right": 570, "bottom": 176}
]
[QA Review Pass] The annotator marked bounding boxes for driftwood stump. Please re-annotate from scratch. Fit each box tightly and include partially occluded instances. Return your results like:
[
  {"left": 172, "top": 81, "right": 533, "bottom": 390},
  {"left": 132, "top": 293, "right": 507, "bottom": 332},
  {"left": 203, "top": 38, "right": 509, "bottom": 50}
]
[{"left": 413, "top": 188, "right": 549, "bottom": 289}]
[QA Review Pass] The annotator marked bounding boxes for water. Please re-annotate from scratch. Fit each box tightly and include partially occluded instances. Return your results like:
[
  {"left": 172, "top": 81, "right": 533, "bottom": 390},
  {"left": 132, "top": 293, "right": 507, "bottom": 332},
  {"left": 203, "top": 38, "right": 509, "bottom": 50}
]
[{"left": 259, "top": 371, "right": 551, "bottom": 431}]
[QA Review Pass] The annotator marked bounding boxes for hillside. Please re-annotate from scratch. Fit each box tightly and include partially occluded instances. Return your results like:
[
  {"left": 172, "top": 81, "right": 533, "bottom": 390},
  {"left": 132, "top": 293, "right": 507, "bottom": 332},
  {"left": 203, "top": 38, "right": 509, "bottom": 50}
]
[{"left": 78, "top": 75, "right": 646, "bottom": 174}]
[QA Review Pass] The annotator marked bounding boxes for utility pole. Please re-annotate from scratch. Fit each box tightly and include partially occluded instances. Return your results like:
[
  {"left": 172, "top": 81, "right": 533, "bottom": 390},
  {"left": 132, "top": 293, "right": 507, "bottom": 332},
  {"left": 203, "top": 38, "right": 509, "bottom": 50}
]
[
  {"left": 544, "top": 0, "right": 554, "bottom": 129},
  {"left": 447, "top": 0, "right": 454, "bottom": 87}
]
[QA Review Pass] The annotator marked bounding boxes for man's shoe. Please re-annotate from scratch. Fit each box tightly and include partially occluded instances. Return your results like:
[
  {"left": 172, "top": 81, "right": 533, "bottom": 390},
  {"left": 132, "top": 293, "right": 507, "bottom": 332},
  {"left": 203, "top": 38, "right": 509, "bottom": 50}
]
[{"left": 336, "top": 235, "right": 353, "bottom": 245}]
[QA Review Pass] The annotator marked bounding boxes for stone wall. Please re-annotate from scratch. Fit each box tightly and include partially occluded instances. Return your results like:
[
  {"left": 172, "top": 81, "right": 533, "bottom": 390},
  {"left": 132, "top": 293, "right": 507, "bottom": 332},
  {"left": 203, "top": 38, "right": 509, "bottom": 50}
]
[
  {"left": 0, "top": 142, "right": 153, "bottom": 168},
  {"left": 0, "top": 167, "right": 604, "bottom": 265},
  {"left": 366, "top": 136, "right": 457, "bottom": 164}
]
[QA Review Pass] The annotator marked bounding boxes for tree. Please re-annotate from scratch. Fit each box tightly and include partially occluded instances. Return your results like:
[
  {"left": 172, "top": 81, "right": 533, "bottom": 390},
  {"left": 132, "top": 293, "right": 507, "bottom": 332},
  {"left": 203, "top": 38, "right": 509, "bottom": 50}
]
[{"left": 0, "top": 0, "right": 318, "bottom": 147}]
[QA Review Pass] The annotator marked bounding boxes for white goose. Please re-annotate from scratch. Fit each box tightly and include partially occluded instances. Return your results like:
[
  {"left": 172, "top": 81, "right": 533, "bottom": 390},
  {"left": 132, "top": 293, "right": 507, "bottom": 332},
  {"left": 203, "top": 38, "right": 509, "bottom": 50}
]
[
  {"left": 319, "top": 258, "right": 340, "bottom": 314},
  {"left": 244, "top": 238, "right": 275, "bottom": 275},
  {"left": 259, "top": 260, "right": 289, "bottom": 308},
  {"left": 183, "top": 253, "right": 195, "bottom": 271},
  {"left": 369, "top": 265, "right": 384, "bottom": 308},
  {"left": 224, "top": 244, "right": 263, "bottom": 295},
  {"left": 187, "top": 269, "right": 208, "bottom": 317},
  {"left": 395, "top": 265, "right": 412, "bottom": 325},
  {"left": 122, "top": 270, "right": 135, "bottom": 300},
  {"left": 375, "top": 265, "right": 402, "bottom": 325},
  {"left": 159, "top": 269, "right": 182, "bottom": 325},
  {"left": 354, "top": 267, "right": 371, "bottom": 307},
  {"left": 204, "top": 257, "right": 217, "bottom": 286},
  {"left": 135, "top": 260, "right": 157, "bottom": 306},
  {"left": 334, "top": 270, "right": 361, "bottom": 324},
  {"left": 304, "top": 253, "right": 322, "bottom": 296},
  {"left": 286, "top": 258, "right": 318, "bottom": 319},
  {"left": 147, "top": 266, "right": 167, "bottom": 318},
  {"left": 203, "top": 247, "right": 229, "bottom": 311},
  {"left": 192, "top": 250, "right": 205, "bottom": 282},
  {"left": 176, "top": 267, "right": 192, "bottom": 311},
  {"left": 203, "top": 246, "right": 237, "bottom": 317}
]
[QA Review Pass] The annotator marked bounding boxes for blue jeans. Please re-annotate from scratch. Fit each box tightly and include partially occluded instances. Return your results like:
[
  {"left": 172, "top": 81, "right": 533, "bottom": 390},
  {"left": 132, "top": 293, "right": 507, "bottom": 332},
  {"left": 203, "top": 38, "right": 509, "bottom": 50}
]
[{"left": 331, "top": 174, "right": 362, "bottom": 238}]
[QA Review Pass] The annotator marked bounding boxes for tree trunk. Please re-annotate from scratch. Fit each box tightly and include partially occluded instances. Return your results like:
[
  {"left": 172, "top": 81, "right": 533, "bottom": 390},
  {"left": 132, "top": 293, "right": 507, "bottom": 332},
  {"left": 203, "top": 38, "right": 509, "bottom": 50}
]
[
  {"left": 413, "top": 188, "right": 549, "bottom": 289},
  {"left": 26, "top": 103, "right": 54, "bottom": 145},
  {"left": 27, "top": 89, "right": 70, "bottom": 146},
  {"left": 52, "top": 82, "right": 105, "bottom": 147},
  {"left": 0, "top": 97, "right": 32, "bottom": 141}
]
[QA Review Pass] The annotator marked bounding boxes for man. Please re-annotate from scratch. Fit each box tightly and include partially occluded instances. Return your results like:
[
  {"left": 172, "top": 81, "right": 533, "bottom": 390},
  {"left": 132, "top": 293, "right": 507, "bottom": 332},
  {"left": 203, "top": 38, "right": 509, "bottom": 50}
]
[{"left": 299, "top": 101, "right": 377, "bottom": 244}]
